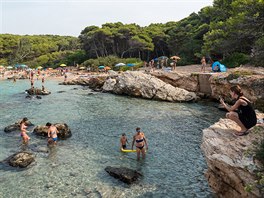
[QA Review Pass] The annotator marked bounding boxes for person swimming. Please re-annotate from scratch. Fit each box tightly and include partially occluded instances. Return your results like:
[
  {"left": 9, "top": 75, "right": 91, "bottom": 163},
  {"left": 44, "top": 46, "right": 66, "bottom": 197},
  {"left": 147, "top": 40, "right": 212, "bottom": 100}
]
[
  {"left": 132, "top": 127, "right": 148, "bottom": 160},
  {"left": 46, "top": 122, "right": 59, "bottom": 145}
]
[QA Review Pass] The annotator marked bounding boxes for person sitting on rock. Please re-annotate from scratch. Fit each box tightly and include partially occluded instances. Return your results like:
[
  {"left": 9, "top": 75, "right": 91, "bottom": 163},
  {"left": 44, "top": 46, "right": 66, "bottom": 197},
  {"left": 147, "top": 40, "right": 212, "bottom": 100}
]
[
  {"left": 46, "top": 122, "right": 59, "bottom": 145},
  {"left": 120, "top": 133, "right": 129, "bottom": 149},
  {"left": 220, "top": 85, "right": 257, "bottom": 136},
  {"left": 20, "top": 117, "right": 30, "bottom": 144}
]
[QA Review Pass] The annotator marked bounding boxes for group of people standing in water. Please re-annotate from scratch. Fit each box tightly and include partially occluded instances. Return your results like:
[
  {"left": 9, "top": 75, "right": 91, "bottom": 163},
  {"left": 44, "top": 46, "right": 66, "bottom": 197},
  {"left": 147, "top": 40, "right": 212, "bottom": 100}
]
[
  {"left": 19, "top": 118, "right": 59, "bottom": 146},
  {"left": 120, "top": 127, "right": 148, "bottom": 161}
]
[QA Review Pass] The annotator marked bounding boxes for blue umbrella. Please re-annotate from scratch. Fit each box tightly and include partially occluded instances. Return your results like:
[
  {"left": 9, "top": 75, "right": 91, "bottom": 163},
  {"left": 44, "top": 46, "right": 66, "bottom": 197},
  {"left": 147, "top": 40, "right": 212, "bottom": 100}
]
[
  {"left": 98, "top": 65, "right": 105, "bottom": 69},
  {"left": 127, "top": 63, "right": 135, "bottom": 67}
]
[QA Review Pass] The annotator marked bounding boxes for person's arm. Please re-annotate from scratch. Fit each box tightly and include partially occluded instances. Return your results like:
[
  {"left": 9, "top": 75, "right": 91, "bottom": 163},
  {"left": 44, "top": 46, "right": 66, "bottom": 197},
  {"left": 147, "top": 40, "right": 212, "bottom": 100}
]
[
  {"left": 143, "top": 135, "right": 148, "bottom": 150},
  {"left": 48, "top": 129, "right": 51, "bottom": 138},
  {"left": 220, "top": 98, "right": 242, "bottom": 112},
  {"left": 132, "top": 136, "right": 135, "bottom": 150},
  {"left": 120, "top": 137, "right": 122, "bottom": 148}
]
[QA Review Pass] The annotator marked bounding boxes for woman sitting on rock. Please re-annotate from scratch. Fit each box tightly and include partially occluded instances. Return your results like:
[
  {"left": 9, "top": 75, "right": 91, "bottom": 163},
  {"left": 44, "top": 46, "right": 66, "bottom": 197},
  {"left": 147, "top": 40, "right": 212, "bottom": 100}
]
[
  {"left": 20, "top": 117, "right": 30, "bottom": 144},
  {"left": 220, "top": 85, "right": 257, "bottom": 136}
]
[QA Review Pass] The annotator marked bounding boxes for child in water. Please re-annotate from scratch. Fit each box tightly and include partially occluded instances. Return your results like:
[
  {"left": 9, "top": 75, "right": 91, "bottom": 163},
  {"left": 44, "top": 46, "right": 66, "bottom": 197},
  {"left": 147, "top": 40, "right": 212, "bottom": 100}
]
[{"left": 120, "top": 133, "right": 129, "bottom": 149}]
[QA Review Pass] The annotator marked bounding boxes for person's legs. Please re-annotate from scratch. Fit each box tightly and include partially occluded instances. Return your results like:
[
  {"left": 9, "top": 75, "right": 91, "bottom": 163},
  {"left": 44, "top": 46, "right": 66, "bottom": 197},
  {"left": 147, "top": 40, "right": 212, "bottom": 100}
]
[
  {"left": 136, "top": 149, "right": 140, "bottom": 161},
  {"left": 142, "top": 148, "right": 146, "bottom": 159},
  {"left": 226, "top": 112, "right": 247, "bottom": 132}
]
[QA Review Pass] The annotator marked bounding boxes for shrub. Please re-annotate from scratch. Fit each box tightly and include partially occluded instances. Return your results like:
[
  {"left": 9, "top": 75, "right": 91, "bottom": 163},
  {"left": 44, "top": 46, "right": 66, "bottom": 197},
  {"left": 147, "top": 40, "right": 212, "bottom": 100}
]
[
  {"left": 222, "top": 53, "right": 250, "bottom": 68},
  {"left": 255, "top": 140, "right": 264, "bottom": 164}
]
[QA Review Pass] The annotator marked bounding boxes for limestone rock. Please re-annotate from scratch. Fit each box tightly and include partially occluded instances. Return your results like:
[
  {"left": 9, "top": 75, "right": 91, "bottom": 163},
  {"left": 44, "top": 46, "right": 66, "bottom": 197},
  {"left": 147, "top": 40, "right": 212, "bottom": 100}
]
[
  {"left": 5, "top": 151, "right": 35, "bottom": 168},
  {"left": 26, "top": 88, "right": 51, "bottom": 95},
  {"left": 33, "top": 123, "right": 72, "bottom": 139},
  {"left": 150, "top": 70, "right": 199, "bottom": 92},
  {"left": 103, "top": 71, "right": 196, "bottom": 102},
  {"left": 201, "top": 116, "right": 264, "bottom": 197},
  {"left": 105, "top": 166, "right": 142, "bottom": 184}
]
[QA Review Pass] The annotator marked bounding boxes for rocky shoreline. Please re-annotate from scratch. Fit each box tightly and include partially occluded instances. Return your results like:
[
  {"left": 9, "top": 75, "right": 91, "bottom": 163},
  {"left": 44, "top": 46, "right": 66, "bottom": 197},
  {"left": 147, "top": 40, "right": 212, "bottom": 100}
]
[{"left": 60, "top": 67, "right": 264, "bottom": 196}]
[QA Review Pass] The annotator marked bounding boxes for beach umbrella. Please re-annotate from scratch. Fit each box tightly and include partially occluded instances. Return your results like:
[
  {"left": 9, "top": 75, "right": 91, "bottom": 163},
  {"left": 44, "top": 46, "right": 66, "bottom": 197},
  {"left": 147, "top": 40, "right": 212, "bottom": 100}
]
[
  {"left": 105, "top": 66, "right": 111, "bottom": 70},
  {"left": 115, "top": 63, "right": 126, "bottom": 67},
  {"left": 7, "top": 66, "right": 13, "bottom": 69},
  {"left": 127, "top": 63, "right": 135, "bottom": 67},
  {"left": 37, "top": 66, "right": 43, "bottom": 69},
  {"left": 79, "top": 67, "right": 86, "bottom": 70},
  {"left": 98, "top": 65, "right": 105, "bottom": 69},
  {"left": 0, "top": 65, "right": 4, "bottom": 69},
  {"left": 170, "top": 56, "right": 181, "bottom": 60},
  {"left": 48, "top": 68, "right": 53, "bottom": 70},
  {"left": 60, "top": 64, "right": 67, "bottom": 67}
]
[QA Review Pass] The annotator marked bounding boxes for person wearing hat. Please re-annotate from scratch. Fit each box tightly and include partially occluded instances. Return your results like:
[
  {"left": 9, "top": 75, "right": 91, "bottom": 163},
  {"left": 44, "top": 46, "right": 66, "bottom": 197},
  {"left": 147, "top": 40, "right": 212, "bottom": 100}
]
[{"left": 132, "top": 127, "right": 148, "bottom": 160}]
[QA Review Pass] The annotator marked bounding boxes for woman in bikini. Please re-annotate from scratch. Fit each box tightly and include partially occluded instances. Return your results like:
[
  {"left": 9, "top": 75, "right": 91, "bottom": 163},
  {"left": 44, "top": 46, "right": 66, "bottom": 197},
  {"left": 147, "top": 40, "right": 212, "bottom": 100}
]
[
  {"left": 132, "top": 127, "right": 148, "bottom": 160},
  {"left": 220, "top": 85, "right": 257, "bottom": 136},
  {"left": 20, "top": 117, "right": 30, "bottom": 144}
]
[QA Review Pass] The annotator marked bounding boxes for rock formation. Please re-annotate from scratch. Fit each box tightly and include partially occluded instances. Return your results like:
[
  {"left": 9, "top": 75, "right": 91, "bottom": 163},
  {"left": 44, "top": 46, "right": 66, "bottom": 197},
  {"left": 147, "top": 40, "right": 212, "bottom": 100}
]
[
  {"left": 105, "top": 166, "right": 142, "bottom": 184},
  {"left": 201, "top": 116, "right": 264, "bottom": 197},
  {"left": 150, "top": 70, "right": 199, "bottom": 92},
  {"left": 3, "top": 151, "right": 35, "bottom": 168},
  {"left": 102, "top": 71, "right": 196, "bottom": 102},
  {"left": 33, "top": 123, "right": 72, "bottom": 139},
  {"left": 26, "top": 87, "right": 51, "bottom": 95}
]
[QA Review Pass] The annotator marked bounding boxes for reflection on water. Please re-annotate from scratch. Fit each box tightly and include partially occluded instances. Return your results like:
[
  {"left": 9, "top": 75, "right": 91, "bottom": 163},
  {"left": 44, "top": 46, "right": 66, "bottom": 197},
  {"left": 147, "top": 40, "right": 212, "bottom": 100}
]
[{"left": 0, "top": 79, "right": 224, "bottom": 197}]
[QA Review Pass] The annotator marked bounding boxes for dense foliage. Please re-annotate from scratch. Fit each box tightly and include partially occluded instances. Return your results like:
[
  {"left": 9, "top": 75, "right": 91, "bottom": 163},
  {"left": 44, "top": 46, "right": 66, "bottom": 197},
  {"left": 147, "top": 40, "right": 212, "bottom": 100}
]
[{"left": 0, "top": 0, "right": 263, "bottom": 67}]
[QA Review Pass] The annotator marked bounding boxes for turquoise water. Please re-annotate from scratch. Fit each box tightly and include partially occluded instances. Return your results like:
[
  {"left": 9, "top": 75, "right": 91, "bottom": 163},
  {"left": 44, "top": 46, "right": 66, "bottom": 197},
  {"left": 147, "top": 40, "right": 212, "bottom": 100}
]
[{"left": 0, "top": 79, "right": 224, "bottom": 197}]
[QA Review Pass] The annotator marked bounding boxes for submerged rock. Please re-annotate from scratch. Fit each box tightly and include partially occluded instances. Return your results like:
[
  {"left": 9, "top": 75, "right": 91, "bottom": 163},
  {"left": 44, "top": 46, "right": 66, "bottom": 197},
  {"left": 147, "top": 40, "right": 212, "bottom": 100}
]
[
  {"left": 105, "top": 166, "right": 142, "bottom": 184},
  {"left": 4, "top": 119, "right": 33, "bottom": 133},
  {"left": 33, "top": 123, "right": 72, "bottom": 139},
  {"left": 4, "top": 151, "right": 35, "bottom": 168},
  {"left": 26, "top": 88, "right": 51, "bottom": 95}
]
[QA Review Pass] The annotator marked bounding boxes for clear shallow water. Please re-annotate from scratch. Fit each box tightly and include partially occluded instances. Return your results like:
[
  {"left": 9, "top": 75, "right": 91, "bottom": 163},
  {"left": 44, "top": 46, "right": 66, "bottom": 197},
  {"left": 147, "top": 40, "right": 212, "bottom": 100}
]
[{"left": 0, "top": 79, "right": 224, "bottom": 197}]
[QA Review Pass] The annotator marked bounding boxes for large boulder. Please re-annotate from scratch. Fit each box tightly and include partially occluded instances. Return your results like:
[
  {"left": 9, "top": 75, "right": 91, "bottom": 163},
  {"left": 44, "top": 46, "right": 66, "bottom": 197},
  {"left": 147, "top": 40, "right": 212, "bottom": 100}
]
[
  {"left": 26, "top": 88, "right": 51, "bottom": 95},
  {"left": 4, "top": 151, "right": 35, "bottom": 168},
  {"left": 102, "top": 71, "right": 196, "bottom": 102},
  {"left": 150, "top": 70, "right": 199, "bottom": 92},
  {"left": 33, "top": 123, "right": 72, "bottom": 139},
  {"left": 105, "top": 166, "right": 142, "bottom": 184},
  {"left": 201, "top": 114, "right": 264, "bottom": 197},
  {"left": 4, "top": 119, "right": 33, "bottom": 133}
]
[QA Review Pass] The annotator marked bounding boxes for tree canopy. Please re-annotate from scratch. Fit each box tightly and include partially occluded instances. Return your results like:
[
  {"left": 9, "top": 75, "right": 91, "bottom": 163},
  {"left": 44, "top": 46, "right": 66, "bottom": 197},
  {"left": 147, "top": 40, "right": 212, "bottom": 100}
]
[{"left": 1, "top": 0, "right": 263, "bottom": 68}]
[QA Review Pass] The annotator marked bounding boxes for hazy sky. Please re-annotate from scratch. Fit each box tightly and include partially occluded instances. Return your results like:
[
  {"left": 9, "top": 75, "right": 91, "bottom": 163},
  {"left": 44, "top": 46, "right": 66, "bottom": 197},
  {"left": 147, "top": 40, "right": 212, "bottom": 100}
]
[{"left": 1, "top": 0, "right": 214, "bottom": 37}]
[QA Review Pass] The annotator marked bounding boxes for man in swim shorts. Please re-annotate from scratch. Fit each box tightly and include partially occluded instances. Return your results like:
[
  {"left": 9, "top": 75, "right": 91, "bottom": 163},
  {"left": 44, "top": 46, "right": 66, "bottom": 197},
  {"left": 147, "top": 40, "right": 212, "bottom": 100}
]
[{"left": 46, "top": 122, "right": 59, "bottom": 145}]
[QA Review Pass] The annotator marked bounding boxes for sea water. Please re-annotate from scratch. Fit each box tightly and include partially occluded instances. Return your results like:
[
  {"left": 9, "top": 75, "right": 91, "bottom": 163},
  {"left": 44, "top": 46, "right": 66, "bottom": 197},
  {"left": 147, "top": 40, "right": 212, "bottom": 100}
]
[{"left": 0, "top": 79, "right": 225, "bottom": 197}]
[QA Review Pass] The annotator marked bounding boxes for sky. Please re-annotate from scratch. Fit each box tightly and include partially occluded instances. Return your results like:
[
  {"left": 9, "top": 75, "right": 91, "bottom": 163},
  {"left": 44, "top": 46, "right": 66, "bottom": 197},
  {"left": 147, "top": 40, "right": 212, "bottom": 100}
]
[{"left": 1, "top": 0, "right": 214, "bottom": 37}]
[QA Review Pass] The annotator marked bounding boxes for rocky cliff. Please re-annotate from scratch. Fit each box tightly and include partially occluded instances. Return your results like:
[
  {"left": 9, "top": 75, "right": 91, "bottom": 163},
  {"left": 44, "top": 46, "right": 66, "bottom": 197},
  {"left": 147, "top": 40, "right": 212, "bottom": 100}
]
[{"left": 201, "top": 115, "right": 264, "bottom": 197}]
